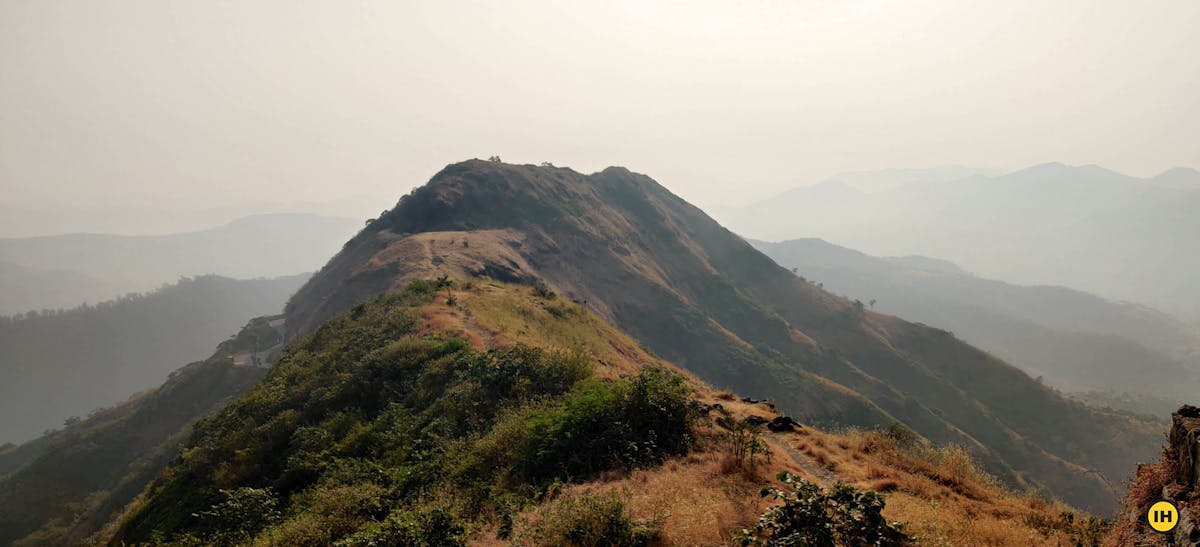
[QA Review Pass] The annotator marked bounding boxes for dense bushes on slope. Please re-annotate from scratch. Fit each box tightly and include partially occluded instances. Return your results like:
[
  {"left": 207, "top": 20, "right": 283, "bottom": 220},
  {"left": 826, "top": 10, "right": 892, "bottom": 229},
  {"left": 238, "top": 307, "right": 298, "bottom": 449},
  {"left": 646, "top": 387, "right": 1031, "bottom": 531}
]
[
  {"left": 515, "top": 489, "right": 662, "bottom": 547},
  {"left": 113, "top": 281, "right": 703, "bottom": 545}
]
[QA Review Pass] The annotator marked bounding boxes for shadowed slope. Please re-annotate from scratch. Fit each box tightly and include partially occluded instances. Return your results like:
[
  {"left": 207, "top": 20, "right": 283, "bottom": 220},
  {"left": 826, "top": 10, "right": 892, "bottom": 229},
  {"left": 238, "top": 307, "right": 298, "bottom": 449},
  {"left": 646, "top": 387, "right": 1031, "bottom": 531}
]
[
  {"left": 0, "top": 333, "right": 267, "bottom": 546},
  {"left": 750, "top": 237, "right": 1200, "bottom": 414}
]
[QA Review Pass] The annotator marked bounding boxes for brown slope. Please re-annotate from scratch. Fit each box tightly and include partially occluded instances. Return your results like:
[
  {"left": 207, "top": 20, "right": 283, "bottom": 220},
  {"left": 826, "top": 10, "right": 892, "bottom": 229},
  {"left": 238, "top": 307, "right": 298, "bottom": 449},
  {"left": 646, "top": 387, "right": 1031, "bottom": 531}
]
[{"left": 284, "top": 159, "right": 1159, "bottom": 513}]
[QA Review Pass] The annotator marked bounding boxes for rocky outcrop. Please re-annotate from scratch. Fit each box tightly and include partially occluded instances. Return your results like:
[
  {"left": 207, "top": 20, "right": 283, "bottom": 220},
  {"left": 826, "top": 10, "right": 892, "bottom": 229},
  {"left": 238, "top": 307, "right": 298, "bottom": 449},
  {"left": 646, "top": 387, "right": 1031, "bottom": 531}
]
[
  {"left": 1164, "top": 405, "right": 1200, "bottom": 546},
  {"left": 767, "top": 415, "right": 801, "bottom": 432},
  {"left": 1173, "top": 406, "right": 1200, "bottom": 492}
]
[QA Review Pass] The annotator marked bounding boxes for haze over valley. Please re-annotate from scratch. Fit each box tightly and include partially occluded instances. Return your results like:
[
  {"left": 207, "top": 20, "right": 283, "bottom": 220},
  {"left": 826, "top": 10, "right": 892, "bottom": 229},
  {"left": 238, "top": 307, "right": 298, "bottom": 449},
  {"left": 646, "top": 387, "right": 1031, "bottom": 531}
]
[
  {"left": 0, "top": 274, "right": 307, "bottom": 444},
  {"left": 750, "top": 237, "right": 1200, "bottom": 417},
  {"left": 719, "top": 163, "right": 1200, "bottom": 323},
  {"left": 0, "top": 213, "right": 359, "bottom": 315}
]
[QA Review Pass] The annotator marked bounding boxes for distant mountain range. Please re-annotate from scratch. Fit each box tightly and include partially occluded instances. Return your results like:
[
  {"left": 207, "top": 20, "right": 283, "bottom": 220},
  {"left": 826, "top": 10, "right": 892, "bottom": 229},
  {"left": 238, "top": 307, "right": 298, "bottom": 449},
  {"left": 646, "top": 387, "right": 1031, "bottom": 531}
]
[
  {"left": 0, "top": 196, "right": 384, "bottom": 239},
  {"left": 815, "top": 166, "right": 1001, "bottom": 192},
  {"left": 0, "top": 261, "right": 120, "bottom": 316},
  {"left": 716, "top": 164, "right": 1200, "bottom": 322},
  {"left": 0, "top": 274, "right": 308, "bottom": 444},
  {"left": 0, "top": 213, "right": 361, "bottom": 315},
  {"left": 750, "top": 238, "right": 1200, "bottom": 415}
]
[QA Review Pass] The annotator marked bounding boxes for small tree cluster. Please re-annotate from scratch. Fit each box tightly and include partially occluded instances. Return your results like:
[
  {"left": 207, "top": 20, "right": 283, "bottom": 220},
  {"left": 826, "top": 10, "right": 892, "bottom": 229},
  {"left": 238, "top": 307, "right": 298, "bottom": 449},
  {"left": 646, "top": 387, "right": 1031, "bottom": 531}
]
[
  {"left": 738, "top": 472, "right": 907, "bottom": 546},
  {"left": 715, "top": 415, "right": 770, "bottom": 476},
  {"left": 531, "top": 279, "right": 557, "bottom": 299}
]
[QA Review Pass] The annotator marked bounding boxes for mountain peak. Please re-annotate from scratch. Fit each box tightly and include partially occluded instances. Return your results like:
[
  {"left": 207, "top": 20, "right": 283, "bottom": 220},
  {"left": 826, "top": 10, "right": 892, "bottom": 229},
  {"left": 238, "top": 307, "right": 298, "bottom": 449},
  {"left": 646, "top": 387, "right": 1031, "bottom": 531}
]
[
  {"left": 281, "top": 161, "right": 1160, "bottom": 514},
  {"left": 1019, "top": 161, "right": 1071, "bottom": 173},
  {"left": 1001, "top": 162, "right": 1133, "bottom": 186},
  {"left": 1148, "top": 166, "right": 1200, "bottom": 188},
  {"left": 597, "top": 165, "right": 634, "bottom": 176}
]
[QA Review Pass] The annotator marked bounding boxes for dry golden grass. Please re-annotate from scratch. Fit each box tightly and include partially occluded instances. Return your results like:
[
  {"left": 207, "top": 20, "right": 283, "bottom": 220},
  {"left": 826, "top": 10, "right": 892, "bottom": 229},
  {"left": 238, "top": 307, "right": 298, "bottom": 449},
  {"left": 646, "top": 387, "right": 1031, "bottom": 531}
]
[
  {"left": 564, "top": 454, "right": 762, "bottom": 546},
  {"left": 412, "top": 280, "right": 699, "bottom": 385},
  {"left": 761, "top": 427, "right": 1097, "bottom": 546},
  {"left": 483, "top": 432, "right": 813, "bottom": 547},
  {"left": 479, "top": 420, "right": 1094, "bottom": 545},
  {"left": 469, "top": 451, "right": 764, "bottom": 547},
  {"left": 469, "top": 416, "right": 815, "bottom": 547},
  {"left": 883, "top": 492, "right": 1080, "bottom": 546},
  {"left": 369, "top": 229, "right": 533, "bottom": 285}
]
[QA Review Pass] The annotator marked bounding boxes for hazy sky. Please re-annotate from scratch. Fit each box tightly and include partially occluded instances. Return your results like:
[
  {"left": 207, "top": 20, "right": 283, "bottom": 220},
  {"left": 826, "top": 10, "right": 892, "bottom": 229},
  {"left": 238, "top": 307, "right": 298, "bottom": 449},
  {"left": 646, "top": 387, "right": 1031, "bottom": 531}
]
[{"left": 3, "top": 0, "right": 1198, "bottom": 230}]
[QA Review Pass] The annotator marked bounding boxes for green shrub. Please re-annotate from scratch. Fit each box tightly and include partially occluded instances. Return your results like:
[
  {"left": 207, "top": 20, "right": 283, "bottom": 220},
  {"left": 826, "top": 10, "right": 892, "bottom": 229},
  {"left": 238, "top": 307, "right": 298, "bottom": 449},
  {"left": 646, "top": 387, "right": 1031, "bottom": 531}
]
[
  {"left": 531, "top": 280, "right": 556, "bottom": 299},
  {"left": 517, "top": 490, "right": 660, "bottom": 547},
  {"left": 462, "top": 345, "right": 591, "bottom": 410},
  {"left": 715, "top": 415, "right": 770, "bottom": 476},
  {"left": 881, "top": 422, "right": 919, "bottom": 449},
  {"left": 336, "top": 507, "right": 465, "bottom": 547},
  {"left": 194, "top": 487, "right": 281, "bottom": 545},
  {"left": 738, "top": 472, "right": 907, "bottom": 546},
  {"left": 515, "top": 367, "right": 701, "bottom": 483}
]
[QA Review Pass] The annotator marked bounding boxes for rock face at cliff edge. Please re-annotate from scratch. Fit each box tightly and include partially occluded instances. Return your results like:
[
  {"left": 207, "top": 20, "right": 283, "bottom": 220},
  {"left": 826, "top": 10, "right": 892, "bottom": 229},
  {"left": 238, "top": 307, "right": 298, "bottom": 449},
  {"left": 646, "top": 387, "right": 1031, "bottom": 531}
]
[
  {"left": 1109, "top": 405, "right": 1200, "bottom": 545},
  {"left": 282, "top": 159, "right": 1160, "bottom": 513},
  {"left": 1166, "top": 406, "right": 1200, "bottom": 545}
]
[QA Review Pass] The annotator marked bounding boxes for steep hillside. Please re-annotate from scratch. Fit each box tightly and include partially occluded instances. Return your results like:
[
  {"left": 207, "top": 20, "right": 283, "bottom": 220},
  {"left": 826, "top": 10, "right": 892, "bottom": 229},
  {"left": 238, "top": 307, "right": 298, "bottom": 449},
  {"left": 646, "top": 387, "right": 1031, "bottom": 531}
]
[
  {"left": 717, "top": 163, "right": 1200, "bottom": 320},
  {"left": 0, "top": 325, "right": 267, "bottom": 546},
  {"left": 0, "top": 213, "right": 359, "bottom": 314},
  {"left": 0, "top": 274, "right": 307, "bottom": 444},
  {"left": 111, "top": 280, "right": 704, "bottom": 544},
  {"left": 749, "top": 237, "right": 1200, "bottom": 412},
  {"left": 281, "top": 159, "right": 1160, "bottom": 513},
  {"left": 107, "top": 280, "right": 1108, "bottom": 546}
]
